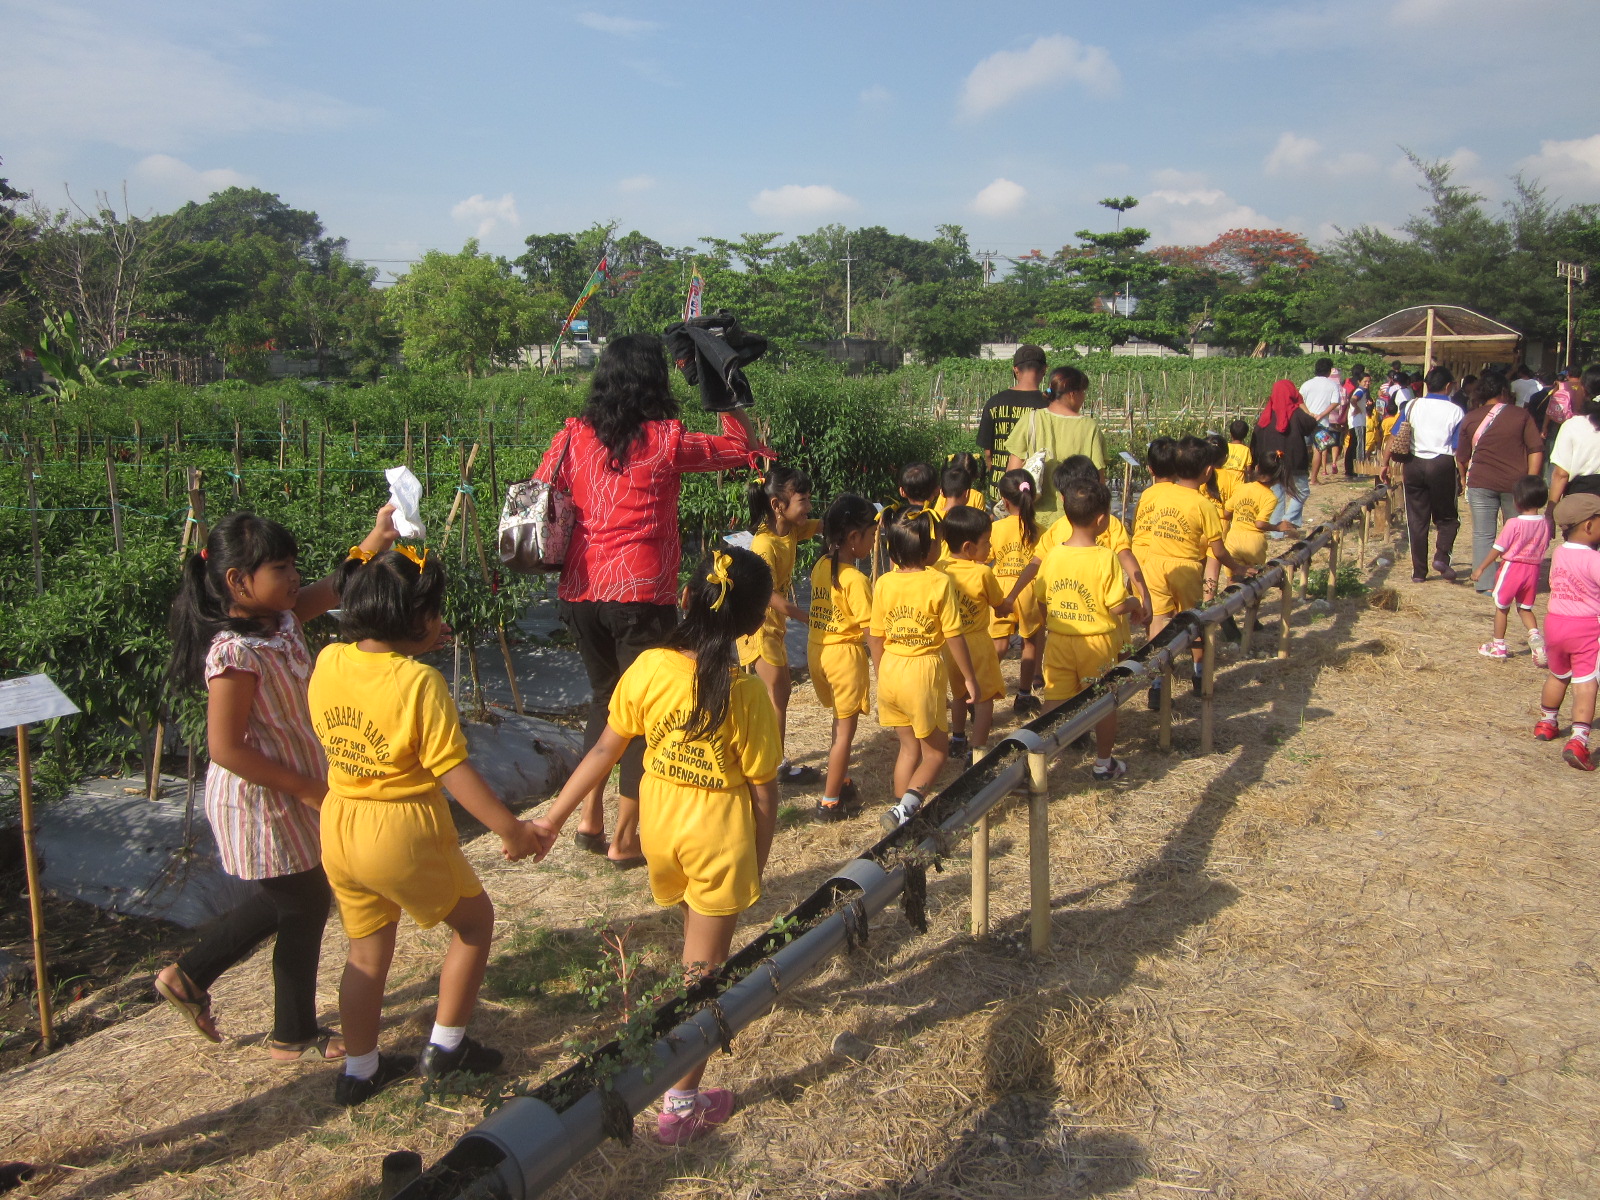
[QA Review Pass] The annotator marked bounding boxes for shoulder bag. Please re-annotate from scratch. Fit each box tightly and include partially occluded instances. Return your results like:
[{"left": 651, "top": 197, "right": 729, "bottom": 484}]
[
  {"left": 498, "top": 426, "right": 576, "bottom": 573},
  {"left": 1021, "top": 408, "right": 1049, "bottom": 490}
]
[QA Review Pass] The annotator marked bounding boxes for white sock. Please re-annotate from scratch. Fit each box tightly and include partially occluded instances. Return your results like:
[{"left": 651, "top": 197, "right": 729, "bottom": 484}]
[
  {"left": 1543, "top": 707, "right": 1561, "bottom": 721},
  {"left": 1095, "top": 757, "right": 1113, "bottom": 771},
  {"left": 430, "top": 1023, "right": 466, "bottom": 1052},
  {"left": 344, "top": 1048, "right": 380, "bottom": 1080},
  {"left": 899, "top": 788, "right": 924, "bottom": 812},
  {"left": 665, "top": 1086, "right": 698, "bottom": 1113}
]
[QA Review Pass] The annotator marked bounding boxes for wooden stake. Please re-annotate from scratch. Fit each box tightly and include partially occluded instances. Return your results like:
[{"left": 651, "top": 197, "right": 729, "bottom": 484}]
[
  {"left": 300, "top": 417, "right": 309, "bottom": 461},
  {"left": 23, "top": 443, "right": 43, "bottom": 596},
  {"left": 105, "top": 437, "right": 125, "bottom": 554},
  {"left": 1199, "top": 624, "right": 1217, "bottom": 755},
  {"left": 1326, "top": 533, "right": 1341, "bottom": 604},
  {"left": 352, "top": 419, "right": 360, "bottom": 456},
  {"left": 441, "top": 443, "right": 481, "bottom": 550},
  {"left": 278, "top": 421, "right": 288, "bottom": 471},
  {"left": 1277, "top": 578, "right": 1293, "bottom": 660},
  {"left": 180, "top": 468, "right": 208, "bottom": 556},
  {"left": 16, "top": 724, "right": 53, "bottom": 1050},
  {"left": 147, "top": 720, "right": 165, "bottom": 801},
  {"left": 422, "top": 421, "right": 432, "bottom": 498},
  {"left": 404, "top": 418, "right": 413, "bottom": 471},
  {"left": 466, "top": 491, "right": 524, "bottom": 716},
  {"left": 1028, "top": 747, "right": 1051, "bottom": 954},
  {"left": 133, "top": 419, "right": 143, "bottom": 471},
  {"left": 232, "top": 418, "right": 243, "bottom": 501},
  {"left": 971, "top": 811, "right": 989, "bottom": 937},
  {"left": 1158, "top": 659, "right": 1173, "bottom": 750},
  {"left": 317, "top": 430, "right": 326, "bottom": 511}
]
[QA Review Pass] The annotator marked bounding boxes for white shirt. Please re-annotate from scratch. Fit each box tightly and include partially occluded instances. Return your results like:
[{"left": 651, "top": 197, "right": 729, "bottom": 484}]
[
  {"left": 1406, "top": 394, "right": 1464, "bottom": 459},
  {"left": 1510, "top": 377, "right": 1542, "bottom": 408},
  {"left": 1551, "top": 414, "right": 1600, "bottom": 479},
  {"left": 1300, "top": 376, "right": 1341, "bottom": 420}
]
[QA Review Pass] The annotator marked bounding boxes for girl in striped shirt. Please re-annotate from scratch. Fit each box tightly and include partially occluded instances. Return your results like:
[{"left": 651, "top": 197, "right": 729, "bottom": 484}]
[{"left": 154, "top": 506, "right": 396, "bottom": 1062}]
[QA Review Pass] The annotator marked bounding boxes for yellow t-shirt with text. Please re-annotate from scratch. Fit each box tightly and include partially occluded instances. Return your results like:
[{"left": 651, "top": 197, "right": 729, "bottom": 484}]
[
  {"left": 749, "top": 518, "right": 821, "bottom": 640},
  {"left": 1038, "top": 512, "right": 1132, "bottom": 558},
  {"left": 808, "top": 557, "right": 872, "bottom": 645},
  {"left": 1224, "top": 480, "right": 1278, "bottom": 561},
  {"left": 609, "top": 647, "right": 779, "bottom": 792},
  {"left": 989, "top": 513, "right": 1039, "bottom": 579},
  {"left": 1034, "top": 544, "right": 1130, "bottom": 637},
  {"left": 309, "top": 643, "right": 469, "bottom": 802},
  {"left": 936, "top": 488, "right": 986, "bottom": 515},
  {"left": 938, "top": 558, "right": 1006, "bottom": 637},
  {"left": 1132, "top": 481, "right": 1223, "bottom": 563},
  {"left": 1216, "top": 442, "right": 1252, "bottom": 503},
  {"left": 869, "top": 567, "right": 963, "bottom": 657}
]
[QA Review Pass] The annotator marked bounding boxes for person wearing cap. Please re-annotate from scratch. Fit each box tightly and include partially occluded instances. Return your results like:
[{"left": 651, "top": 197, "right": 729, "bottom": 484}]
[
  {"left": 1532, "top": 490, "right": 1600, "bottom": 771},
  {"left": 1384, "top": 365, "right": 1464, "bottom": 583},
  {"left": 1003, "top": 363, "right": 1108, "bottom": 521},
  {"left": 976, "top": 345, "right": 1047, "bottom": 493}
]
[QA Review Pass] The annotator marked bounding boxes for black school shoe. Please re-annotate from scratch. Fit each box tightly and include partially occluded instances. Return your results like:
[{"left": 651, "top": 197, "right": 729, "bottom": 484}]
[
  {"left": 949, "top": 734, "right": 973, "bottom": 769},
  {"left": 333, "top": 1053, "right": 417, "bottom": 1107},
  {"left": 817, "top": 779, "right": 862, "bottom": 822},
  {"left": 778, "top": 763, "right": 821, "bottom": 787},
  {"left": 1012, "top": 692, "right": 1042, "bottom": 717},
  {"left": 419, "top": 1036, "right": 504, "bottom": 1080}
]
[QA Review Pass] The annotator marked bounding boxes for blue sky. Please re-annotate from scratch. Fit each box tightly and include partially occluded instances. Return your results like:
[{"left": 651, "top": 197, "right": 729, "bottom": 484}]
[{"left": 4, "top": 0, "right": 1598, "bottom": 282}]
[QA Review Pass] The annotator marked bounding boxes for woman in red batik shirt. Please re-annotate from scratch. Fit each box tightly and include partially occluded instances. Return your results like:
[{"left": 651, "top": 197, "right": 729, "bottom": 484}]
[{"left": 534, "top": 333, "right": 760, "bottom": 866}]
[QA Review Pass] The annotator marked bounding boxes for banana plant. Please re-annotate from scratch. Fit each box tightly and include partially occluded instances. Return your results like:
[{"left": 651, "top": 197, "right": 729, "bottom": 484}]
[{"left": 34, "top": 310, "right": 143, "bottom": 402}]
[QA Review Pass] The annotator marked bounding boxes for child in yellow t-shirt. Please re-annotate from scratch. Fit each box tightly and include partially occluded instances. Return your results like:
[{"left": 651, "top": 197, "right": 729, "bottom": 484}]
[
  {"left": 309, "top": 548, "right": 544, "bottom": 1105},
  {"left": 808, "top": 495, "right": 882, "bottom": 820},
  {"left": 988, "top": 468, "right": 1046, "bottom": 712},
  {"left": 1133, "top": 436, "right": 1246, "bottom": 706},
  {"left": 1035, "top": 478, "right": 1143, "bottom": 781},
  {"left": 936, "top": 452, "right": 986, "bottom": 514},
  {"left": 1223, "top": 452, "right": 1296, "bottom": 580},
  {"left": 871, "top": 509, "right": 978, "bottom": 831},
  {"left": 938, "top": 505, "right": 1010, "bottom": 766},
  {"left": 1216, "top": 420, "right": 1254, "bottom": 504},
  {"left": 738, "top": 466, "right": 819, "bottom": 786},
  {"left": 536, "top": 547, "right": 779, "bottom": 1144}
]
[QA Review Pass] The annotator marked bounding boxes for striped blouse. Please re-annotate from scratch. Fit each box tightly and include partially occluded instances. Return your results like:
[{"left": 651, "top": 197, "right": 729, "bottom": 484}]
[{"left": 203, "top": 612, "right": 325, "bottom": 880}]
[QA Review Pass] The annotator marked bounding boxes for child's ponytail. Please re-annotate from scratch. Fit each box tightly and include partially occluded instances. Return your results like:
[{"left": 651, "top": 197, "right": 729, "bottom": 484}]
[
  {"left": 822, "top": 494, "right": 877, "bottom": 591},
  {"left": 746, "top": 464, "right": 813, "bottom": 533},
  {"left": 1255, "top": 450, "right": 1292, "bottom": 497},
  {"left": 168, "top": 512, "right": 299, "bottom": 689},
  {"left": 669, "top": 547, "right": 773, "bottom": 742},
  {"left": 998, "top": 468, "right": 1039, "bottom": 548}
]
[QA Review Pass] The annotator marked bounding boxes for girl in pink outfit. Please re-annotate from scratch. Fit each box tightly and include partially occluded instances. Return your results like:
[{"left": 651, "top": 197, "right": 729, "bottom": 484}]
[
  {"left": 1471, "top": 476, "right": 1550, "bottom": 662},
  {"left": 1534, "top": 493, "right": 1600, "bottom": 770}
]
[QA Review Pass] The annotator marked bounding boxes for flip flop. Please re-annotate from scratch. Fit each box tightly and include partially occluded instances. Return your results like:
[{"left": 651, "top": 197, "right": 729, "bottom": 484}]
[
  {"left": 268, "top": 1028, "right": 346, "bottom": 1063},
  {"left": 154, "top": 970, "right": 221, "bottom": 1043},
  {"left": 609, "top": 855, "right": 648, "bottom": 871},
  {"left": 574, "top": 831, "right": 609, "bottom": 855}
]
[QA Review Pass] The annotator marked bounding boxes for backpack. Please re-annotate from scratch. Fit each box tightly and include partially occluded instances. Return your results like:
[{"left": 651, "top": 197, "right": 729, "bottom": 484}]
[{"left": 1527, "top": 386, "right": 1553, "bottom": 429}]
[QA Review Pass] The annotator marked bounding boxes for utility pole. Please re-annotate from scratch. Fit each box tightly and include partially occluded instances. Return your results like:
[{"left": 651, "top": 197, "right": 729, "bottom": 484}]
[
  {"left": 1558, "top": 260, "right": 1588, "bottom": 366},
  {"left": 840, "top": 233, "right": 856, "bottom": 338},
  {"left": 977, "top": 250, "right": 999, "bottom": 285}
]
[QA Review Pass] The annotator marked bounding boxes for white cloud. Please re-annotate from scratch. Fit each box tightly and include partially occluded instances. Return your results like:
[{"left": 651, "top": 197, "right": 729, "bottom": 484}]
[
  {"left": 617, "top": 174, "right": 656, "bottom": 192},
  {"left": 0, "top": 2, "right": 369, "bottom": 153},
  {"left": 575, "top": 12, "right": 660, "bottom": 36},
  {"left": 958, "top": 34, "right": 1119, "bottom": 120},
  {"left": 972, "top": 177, "right": 1028, "bottom": 217},
  {"left": 451, "top": 193, "right": 520, "bottom": 240},
  {"left": 1520, "top": 134, "right": 1600, "bottom": 200},
  {"left": 1139, "top": 183, "right": 1275, "bottom": 245},
  {"left": 749, "top": 184, "right": 858, "bottom": 220},
  {"left": 1265, "top": 133, "right": 1378, "bottom": 177},
  {"left": 131, "top": 154, "right": 251, "bottom": 203},
  {"left": 1152, "top": 167, "right": 1208, "bottom": 190},
  {"left": 860, "top": 84, "right": 892, "bottom": 105}
]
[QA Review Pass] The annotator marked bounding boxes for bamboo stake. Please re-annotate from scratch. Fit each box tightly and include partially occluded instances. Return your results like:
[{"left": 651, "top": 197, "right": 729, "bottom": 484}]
[
  {"left": 441, "top": 443, "right": 482, "bottom": 551},
  {"left": 105, "top": 437, "right": 125, "bottom": 554},
  {"left": 467, "top": 491, "right": 524, "bottom": 716},
  {"left": 133, "top": 419, "right": 143, "bottom": 472},
  {"left": 352, "top": 419, "right": 360, "bottom": 456},
  {"left": 422, "top": 421, "right": 432, "bottom": 498},
  {"left": 232, "top": 418, "right": 243, "bottom": 501},
  {"left": 278, "top": 420, "right": 288, "bottom": 471},
  {"left": 404, "top": 418, "right": 413, "bottom": 471},
  {"left": 1199, "top": 624, "right": 1217, "bottom": 755},
  {"left": 23, "top": 443, "right": 43, "bottom": 596},
  {"left": 317, "top": 430, "right": 326, "bottom": 511},
  {"left": 971, "top": 812, "right": 989, "bottom": 937},
  {"left": 16, "top": 724, "right": 53, "bottom": 1050},
  {"left": 1028, "top": 747, "right": 1050, "bottom": 954}
]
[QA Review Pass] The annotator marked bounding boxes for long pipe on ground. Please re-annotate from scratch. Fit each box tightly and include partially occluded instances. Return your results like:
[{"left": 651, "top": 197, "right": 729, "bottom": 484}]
[{"left": 395, "top": 486, "right": 1389, "bottom": 1200}]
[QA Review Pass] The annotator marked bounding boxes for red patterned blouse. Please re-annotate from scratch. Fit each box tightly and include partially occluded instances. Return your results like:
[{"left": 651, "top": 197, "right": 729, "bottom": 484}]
[{"left": 535, "top": 413, "right": 752, "bottom": 605}]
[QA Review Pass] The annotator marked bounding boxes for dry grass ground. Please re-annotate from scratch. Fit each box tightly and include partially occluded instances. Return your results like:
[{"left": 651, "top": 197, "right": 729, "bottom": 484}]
[{"left": 5, "top": 478, "right": 1600, "bottom": 1199}]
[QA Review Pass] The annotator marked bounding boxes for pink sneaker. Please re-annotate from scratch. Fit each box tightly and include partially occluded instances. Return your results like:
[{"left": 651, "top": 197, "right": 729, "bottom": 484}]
[
  {"left": 657, "top": 1087, "right": 735, "bottom": 1145},
  {"left": 1529, "top": 629, "right": 1547, "bottom": 668},
  {"left": 1563, "top": 739, "right": 1595, "bottom": 772},
  {"left": 1478, "top": 640, "right": 1507, "bottom": 660},
  {"left": 1533, "top": 718, "right": 1560, "bottom": 742}
]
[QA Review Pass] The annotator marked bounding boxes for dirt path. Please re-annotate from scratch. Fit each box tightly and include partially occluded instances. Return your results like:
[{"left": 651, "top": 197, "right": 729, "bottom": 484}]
[{"left": 4, "top": 478, "right": 1599, "bottom": 1200}]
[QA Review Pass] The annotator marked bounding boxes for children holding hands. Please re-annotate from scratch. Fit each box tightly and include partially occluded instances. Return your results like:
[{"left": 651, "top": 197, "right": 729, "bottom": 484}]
[
  {"left": 808, "top": 495, "right": 881, "bottom": 818},
  {"left": 1472, "top": 475, "right": 1551, "bottom": 664},
  {"left": 937, "top": 505, "right": 1010, "bottom": 765}
]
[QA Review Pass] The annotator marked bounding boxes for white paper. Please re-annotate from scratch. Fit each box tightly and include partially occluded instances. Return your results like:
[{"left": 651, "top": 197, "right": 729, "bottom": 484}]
[
  {"left": 723, "top": 531, "right": 754, "bottom": 550},
  {"left": 0, "top": 674, "right": 80, "bottom": 729},
  {"left": 1119, "top": 451, "right": 1142, "bottom": 467},
  {"left": 385, "top": 465, "right": 426, "bottom": 539}
]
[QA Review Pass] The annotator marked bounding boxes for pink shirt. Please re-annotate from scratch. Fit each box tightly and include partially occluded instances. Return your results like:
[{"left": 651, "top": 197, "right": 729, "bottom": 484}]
[
  {"left": 1548, "top": 542, "right": 1600, "bottom": 618},
  {"left": 1493, "top": 514, "right": 1552, "bottom": 565}
]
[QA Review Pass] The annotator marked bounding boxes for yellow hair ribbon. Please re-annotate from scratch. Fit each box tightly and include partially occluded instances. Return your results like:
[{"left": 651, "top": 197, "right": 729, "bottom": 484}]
[
  {"left": 394, "top": 543, "right": 429, "bottom": 570},
  {"left": 919, "top": 502, "right": 943, "bottom": 527},
  {"left": 347, "top": 545, "right": 375, "bottom": 564},
  {"left": 706, "top": 551, "right": 734, "bottom": 611}
]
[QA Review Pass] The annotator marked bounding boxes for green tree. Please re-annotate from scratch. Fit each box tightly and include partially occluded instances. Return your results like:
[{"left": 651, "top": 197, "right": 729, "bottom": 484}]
[{"left": 386, "top": 240, "right": 558, "bottom": 376}]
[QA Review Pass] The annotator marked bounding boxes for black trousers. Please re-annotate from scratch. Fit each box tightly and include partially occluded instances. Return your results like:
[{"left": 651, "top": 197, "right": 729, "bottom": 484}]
[
  {"left": 1345, "top": 426, "right": 1362, "bottom": 475},
  {"left": 1402, "top": 454, "right": 1460, "bottom": 577},
  {"left": 177, "top": 865, "right": 331, "bottom": 1044},
  {"left": 561, "top": 600, "right": 678, "bottom": 799}
]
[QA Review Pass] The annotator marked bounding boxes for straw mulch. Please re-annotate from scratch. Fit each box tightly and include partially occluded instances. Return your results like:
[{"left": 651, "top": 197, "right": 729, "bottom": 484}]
[{"left": 4, "top": 477, "right": 1599, "bottom": 1199}]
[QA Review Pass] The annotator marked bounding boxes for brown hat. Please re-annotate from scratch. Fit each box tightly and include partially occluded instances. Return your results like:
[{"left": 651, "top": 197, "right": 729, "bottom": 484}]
[
  {"left": 1013, "top": 344, "right": 1047, "bottom": 370},
  {"left": 1554, "top": 492, "right": 1600, "bottom": 531}
]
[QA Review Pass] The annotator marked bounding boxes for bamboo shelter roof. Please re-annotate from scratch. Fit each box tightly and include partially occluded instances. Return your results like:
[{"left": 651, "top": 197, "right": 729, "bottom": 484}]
[{"left": 1345, "top": 304, "right": 1521, "bottom": 364}]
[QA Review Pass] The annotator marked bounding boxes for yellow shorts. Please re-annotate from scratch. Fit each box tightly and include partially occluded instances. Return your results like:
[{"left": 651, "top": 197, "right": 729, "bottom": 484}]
[
  {"left": 988, "top": 583, "right": 1042, "bottom": 640},
  {"left": 1224, "top": 530, "right": 1268, "bottom": 568},
  {"left": 809, "top": 641, "right": 870, "bottom": 718},
  {"left": 737, "top": 625, "right": 787, "bottom": 669},
  {"left": 1042, "top": 631, "right": 1119, "bottom": 701},
  {"left": 877, "top": 652, "right": 949, "bottom": 739},
  {"left": 1140, "top": 555, "right": 1204, "bottom": 617},
  {"left": 321, "top": 791, "right": 483, "bottom": 940},
  {"left": 639, "top": 774, "right": 761, "bottom": 917},
  {"left": 946, "top": 631, "right": 1005, "bottom": 703}
]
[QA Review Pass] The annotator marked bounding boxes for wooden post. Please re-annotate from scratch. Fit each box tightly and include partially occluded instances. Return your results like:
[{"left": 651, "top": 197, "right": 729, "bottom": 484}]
[
  {"left": 16, "top": 725, "right": 53, "bottom": 1050},
  {"left": 278, "top": 421, "right": 288, "bottom": 471},
  {"left": 404, "top": 418, "right": 413, "bottom": 471},
  {"left": 1326, "top": 533, "right": 1341, "bottom": 604},
  {"left": 174, "top": 415, "right": 183, "bottom": 452},
  {"left": 317, "top": 430, "right": 326, "bottom": 510},
  {"left": 105, "top": 437, "right": 125, "bottom": 554},
  {"left": 74, "top": 425, "right": 82, "bottom": 471},
  {"left": 467, "top": 490, "right": 525, "bottom": 717},
  {"left": 971, "top": 811, "right": 989, "bottom": 937},
  {"left": 146, "top": 720, "right": 165, "bottom": 801},
  {"left": 1359, "top": 509, "right": 1370, "bottom": 566},
  {"left": 181, "top": 469, "right": 208, "bottom": 556},
  {"left": 422, "top": 421, "right": 432, "bottom": 498},
  {"left": 1199, "top": 624, "right": 1217, "bottom": 755},
  {"left": 1028, "top": 746, "right": 1050, "bottom": 954},
  {"left": 232, "top": 418, "right": 243, "bottom": 501},
  {"left": 442, "top": 443, "right": 482, "bottom": 550},
  {"left": 1423, "top": 306, "right": 1437, "bottom": 374},
  {"left": 1277, "top": 577, "right": 1293, "bottom": 660},
  {"left": 300, "top": 416, "right": 309, "bottom": 460},
  {"left": 486, "top": 421, "right": 498, "bottom": 512},
  {"left": 23, "top": 443, "right": 43, "bottom": 596},
  {"left": 1241, "top": 595, "right": 1257, "bottom": 657},
  {"left": 1121, "top": 460, "right": 1133, "bottom": 527},
  {"left": 1158, "top": 660, "right": 1174, "bottom": 750},
  {"left": 133, "top": 419, "right": 143, "bottom": 472},
  {"left": 352, "top": 419, "right": 360, "bottom": 456}
]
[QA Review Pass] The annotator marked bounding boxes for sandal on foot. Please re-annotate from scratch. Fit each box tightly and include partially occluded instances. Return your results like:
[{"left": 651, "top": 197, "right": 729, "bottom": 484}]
[
  {"left": 154, "top": 969, "right": 221, "bottom": 1043},
  {"left": 574, "top": 831, "right": 609, "bottom": 855},
  {"left": 268, "top": 1028, "right": 346, "bottom": 1063},
  {"left": 609, "top": 854, "right": 648, "bottom": 871}
]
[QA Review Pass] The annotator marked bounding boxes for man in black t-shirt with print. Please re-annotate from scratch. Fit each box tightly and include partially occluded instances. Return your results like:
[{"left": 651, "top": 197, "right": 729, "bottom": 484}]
[{"left": 976, "top": 344, "right": 1047, "bottom": 493}]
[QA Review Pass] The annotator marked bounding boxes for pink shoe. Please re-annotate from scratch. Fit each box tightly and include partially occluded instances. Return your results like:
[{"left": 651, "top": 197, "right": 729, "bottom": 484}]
[
  {"left": 657, "top": 1087, "right": 735, "bottom": 1145},
  {"left": 1533, "top": 718, "right": 1560, "bottom": 742},
  {"left": 1478, "top": 640, "right": 1507, "bottom": 660},
  {"left": 1564, "top": 739, "right": 1595, "bottom": 772}
]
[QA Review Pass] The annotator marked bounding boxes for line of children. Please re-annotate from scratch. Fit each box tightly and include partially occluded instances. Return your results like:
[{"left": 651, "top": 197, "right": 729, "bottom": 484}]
[
  {"left": 936, "top": 505, "right": 1010, "bottom": 766},
  {"left": 936, "top": 452, "right": 987, "bottom": 514},
  {"left": 989, "top": 468, "right": 1047, "bottom": 714},
  {"left": 1221, "top": 451, "right": 1298, "bottom": 580},
  {"left": 1472, "top": 475, "right": 1551, "bottom": 664}
]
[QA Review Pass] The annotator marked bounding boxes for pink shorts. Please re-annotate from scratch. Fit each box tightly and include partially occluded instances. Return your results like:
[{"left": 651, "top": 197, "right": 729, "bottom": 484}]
[
  {"left": 1492, "top": 560, "right": 1538, "bottom": 610},
  {"left": 1544, "top": 612, "right": 1600, "bottom": 683}
]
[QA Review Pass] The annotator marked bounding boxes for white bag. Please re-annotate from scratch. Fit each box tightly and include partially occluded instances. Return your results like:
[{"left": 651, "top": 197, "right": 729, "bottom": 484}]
[
  {"left": 498, "top": 429, "right": 576, "bottom": 573},
  {"left": 1021, "top": 409, "right": 1049, "bottom": 491}
]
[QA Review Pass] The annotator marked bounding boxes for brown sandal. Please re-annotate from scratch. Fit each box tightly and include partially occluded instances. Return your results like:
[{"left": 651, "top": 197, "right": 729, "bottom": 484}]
[
  {"left": 268, "top": 1028, "right": 346, "bottom": 1063},
  {"left": 574, "top": 831, "right": 609, "bottom": 855},
  {"left": 154, "top": 968, "right": 221, "bottom": 1043}
]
